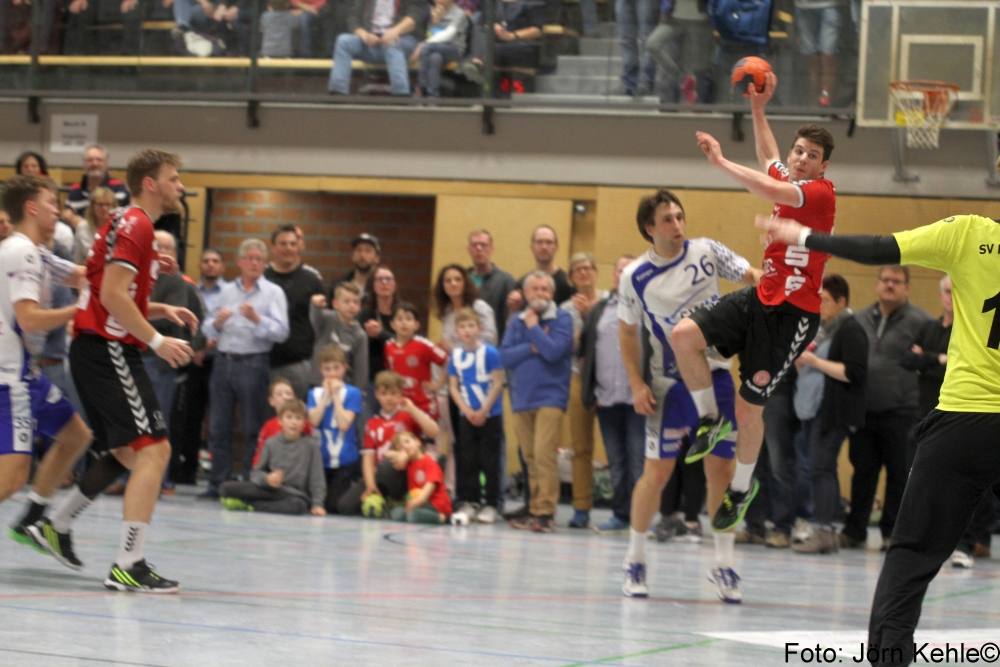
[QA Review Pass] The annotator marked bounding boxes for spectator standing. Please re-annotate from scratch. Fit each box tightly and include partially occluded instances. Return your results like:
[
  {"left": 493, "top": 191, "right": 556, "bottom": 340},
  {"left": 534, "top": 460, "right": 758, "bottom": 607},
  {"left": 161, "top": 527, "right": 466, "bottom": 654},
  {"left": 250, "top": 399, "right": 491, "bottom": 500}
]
[
  {"left": 501, "top": 271, "right": 574, "bottom": 533},
  {"left": 309, "top": 283, "right": 368, "bottom": 388},
  {"left": 327, "top": 0, "right": 424, "bottom": 95},
  {"left": 144, "top": 231, "right": 206, "bottom": 490},
  {"left": 645, "top": 0, "right": 714, "bottom": 104},
  {"left": 840, "top": 265, "right": 931, "bottom": 550},
  {"left": 360, "top": 265, "right": 398, "bottom": 419},
  {"left": 581, "top": 255, "right": 645, "bottom": 534},
  {"left": 15, "top": 152, "right": 48, "bottom": 178},
  {"left": 467, "top": 229, "right": 516, "bottom": 342},
  {"left": 201, "top": 239, "right": 290, "bottom": 499},
  {"left": 761, "top": 374, "right": 805, "bottom": 547},
  {"left": 507, "top": 225, "right": 576, "bottom": 317},
  {"left": 266, "top": 224, "right": 326, "bottom": 399},
  {"left": 74, "top": 187, "right": 116, "bottom": 266},
  {"left": 435, "top": 264, "right": 498, "bottom": 352},
  {"left": 795, "top": 0, "right": 840, "bottom": 106},
  {"left": 559, "top": 252, "right": 608, "bottom": 529},
  {"left": 791, "top": 275, "right": 868, "bottom": 554},
  {"left": 460, "top": 0, "right": 545, "bottom": 85},
  {"left": 61, "top": 145, "right": 130, "bottom": 236},
  {"left": 330, "top": 233, "right": 381, "bottom": 304},
  {"left": 174, "top": 249, "right": 228, "bottom": 485},
  {"left": 412, "top": 0, "right": 469, "bottom": 99},
  {"left": 617, "top": 0, "right": 658, "bottom": 95}
]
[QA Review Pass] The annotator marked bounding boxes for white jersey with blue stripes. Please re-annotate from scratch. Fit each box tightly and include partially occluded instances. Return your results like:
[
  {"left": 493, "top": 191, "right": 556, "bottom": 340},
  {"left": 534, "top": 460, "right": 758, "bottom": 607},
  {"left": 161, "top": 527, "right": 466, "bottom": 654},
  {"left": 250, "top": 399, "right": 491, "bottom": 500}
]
[{"left": 618, "top": 238, "right": 751, "bottom": 380}]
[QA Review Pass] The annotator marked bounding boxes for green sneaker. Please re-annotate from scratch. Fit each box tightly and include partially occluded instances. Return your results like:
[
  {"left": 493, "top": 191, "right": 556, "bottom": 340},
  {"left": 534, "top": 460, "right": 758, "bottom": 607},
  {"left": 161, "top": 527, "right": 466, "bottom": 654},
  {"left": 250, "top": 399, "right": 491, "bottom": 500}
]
[
  {"left": 685, "top": 414, "right": 733, "bottom": 464},
  {"left": 26, "top": 518, "right": 84, "bottom": 571},
  {"left": 712, "top": 479, "right": 760, "bottom": 532},
  {"left": 8, "top": 524, "right": 48, "bottom": 554},
  {"left": 104, "top": 560, "right": 179, "bottom": 594},
  {"left": 220, "top": 497, "right": 253, "bottom": 511}
]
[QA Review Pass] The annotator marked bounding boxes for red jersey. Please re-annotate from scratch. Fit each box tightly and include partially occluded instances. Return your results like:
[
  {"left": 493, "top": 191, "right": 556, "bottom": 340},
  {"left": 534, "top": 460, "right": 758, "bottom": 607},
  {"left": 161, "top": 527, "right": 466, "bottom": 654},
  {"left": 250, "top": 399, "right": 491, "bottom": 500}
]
[
  {"left": 252, "top": 416, "right": 313, "bottom": 467},
  {"left": 758, "top": 161, "right": 836, "bottom": 313},
  {"left": 384, "top": 336, "right": 447, "bottom": 418},
  {"left": 407, "top": 454, "right": 452, "bottom": 516},
  {"left": 75, "top": 206, "right": 159, "bottom": 348},
  {"left": 363, "top": 409, "right": 422, "bottom": 463}
]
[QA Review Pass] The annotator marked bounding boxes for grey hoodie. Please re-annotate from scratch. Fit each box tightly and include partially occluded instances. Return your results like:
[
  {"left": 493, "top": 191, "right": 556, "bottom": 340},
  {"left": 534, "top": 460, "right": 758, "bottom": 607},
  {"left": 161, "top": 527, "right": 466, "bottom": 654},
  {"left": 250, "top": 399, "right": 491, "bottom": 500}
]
[
  {"left": 251, "top": 432, "right": 327, "bottom": 508},
  {"left": 309, "top": 302, "right": 369, "bottom": 389}
]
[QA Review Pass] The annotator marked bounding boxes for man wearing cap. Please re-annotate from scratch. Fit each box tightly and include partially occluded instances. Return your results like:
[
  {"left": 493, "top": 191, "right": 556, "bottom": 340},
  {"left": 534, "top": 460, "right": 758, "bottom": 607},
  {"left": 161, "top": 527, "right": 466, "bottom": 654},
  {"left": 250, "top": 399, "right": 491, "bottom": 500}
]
[{"left": 329, "top": 233, "right": 381, "bottom": 304}]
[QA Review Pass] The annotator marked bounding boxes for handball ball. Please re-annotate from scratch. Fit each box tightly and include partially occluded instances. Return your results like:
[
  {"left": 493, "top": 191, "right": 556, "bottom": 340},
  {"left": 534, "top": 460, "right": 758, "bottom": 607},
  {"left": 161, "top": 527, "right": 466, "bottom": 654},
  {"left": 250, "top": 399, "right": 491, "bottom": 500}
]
[
  {"left": 361, "top": 494, "right": 386, "bottom": 518},
  {"left": 731, "top": 56, "right": 772, "bottom": 97}
]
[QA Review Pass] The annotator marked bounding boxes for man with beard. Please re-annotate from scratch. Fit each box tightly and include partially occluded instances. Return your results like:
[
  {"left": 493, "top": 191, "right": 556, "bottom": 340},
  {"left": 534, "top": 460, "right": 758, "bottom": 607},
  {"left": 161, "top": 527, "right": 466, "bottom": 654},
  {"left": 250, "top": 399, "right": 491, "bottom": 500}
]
[
  {"left": 61, "top": 145, "right": 130, "bottom": 233},
  {"left": 329, "top": 233, "right": 380, "bottom": 305},
  {"left": 506, "top": 225, "right": 576, "bottom": 317}
]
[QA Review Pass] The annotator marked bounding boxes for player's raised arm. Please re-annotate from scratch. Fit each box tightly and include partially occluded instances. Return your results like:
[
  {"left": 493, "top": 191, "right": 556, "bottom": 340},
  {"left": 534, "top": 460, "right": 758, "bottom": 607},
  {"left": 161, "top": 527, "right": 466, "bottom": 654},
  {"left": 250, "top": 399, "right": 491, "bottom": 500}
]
[
  {"left": 749, "top": 72, "right": 782, "bottom": 169},
  {"left": 696, "top": 132, "right": 802, "bottom": 207},
  {"left": 756, "top": 214, "right": 901, "bottom": 265}
]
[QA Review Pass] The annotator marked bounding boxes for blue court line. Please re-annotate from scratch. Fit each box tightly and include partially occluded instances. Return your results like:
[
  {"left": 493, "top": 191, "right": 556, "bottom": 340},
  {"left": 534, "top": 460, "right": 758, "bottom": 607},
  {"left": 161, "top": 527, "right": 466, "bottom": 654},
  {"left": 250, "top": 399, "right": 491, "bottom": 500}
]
[
  {"left": 0, "top": 647, "right": 172, "bottom": 667},
  {"left": 0, "top": 602, "right": 666, "bottom": 666}
]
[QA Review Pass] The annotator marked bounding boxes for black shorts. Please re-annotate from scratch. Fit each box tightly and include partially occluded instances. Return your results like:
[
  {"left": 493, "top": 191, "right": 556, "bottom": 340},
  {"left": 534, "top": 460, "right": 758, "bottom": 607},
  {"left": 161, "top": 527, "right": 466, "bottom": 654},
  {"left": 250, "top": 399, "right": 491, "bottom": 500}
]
[
  {"left": 689, "top": 286, "right": 819, "bottom": 406},
  {"left": 69, "top": 333, "right": 168, "bottom": 452}
]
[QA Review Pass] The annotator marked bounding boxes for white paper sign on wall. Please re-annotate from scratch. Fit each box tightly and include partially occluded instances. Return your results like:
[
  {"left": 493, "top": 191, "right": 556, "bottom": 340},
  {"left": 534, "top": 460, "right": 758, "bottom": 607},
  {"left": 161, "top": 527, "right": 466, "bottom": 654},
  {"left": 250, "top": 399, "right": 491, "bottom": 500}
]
[{"left": 50, "top": 114, "right": 99, "bottom": 153}]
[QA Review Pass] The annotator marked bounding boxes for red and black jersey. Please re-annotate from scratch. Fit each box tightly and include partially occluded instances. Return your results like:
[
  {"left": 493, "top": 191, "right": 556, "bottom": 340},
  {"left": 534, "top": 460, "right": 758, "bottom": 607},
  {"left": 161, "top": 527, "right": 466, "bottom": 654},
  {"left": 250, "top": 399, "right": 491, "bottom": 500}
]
[
  {"left": 75, "top": 205, "right": 159, "bottom": 349},
  {"left": 758, "top": 161, "right": 836, "bottom": 313}
]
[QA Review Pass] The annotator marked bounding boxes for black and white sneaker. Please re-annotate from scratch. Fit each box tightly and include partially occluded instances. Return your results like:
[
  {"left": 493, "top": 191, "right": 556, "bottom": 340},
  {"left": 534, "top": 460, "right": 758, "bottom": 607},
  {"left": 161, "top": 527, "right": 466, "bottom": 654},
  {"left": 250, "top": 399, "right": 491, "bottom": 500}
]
[
  {"left": 27, "top": 518, "right": 84, "bottom": 571},
  {"left": 104, "top": 560, "right": 180, "bottom": 594},
  {"left": 711, "top": 479, "right": 760, "bottom": 532},
  {"left": 685, "top": 415, "right": 733, "bottom": 464}
]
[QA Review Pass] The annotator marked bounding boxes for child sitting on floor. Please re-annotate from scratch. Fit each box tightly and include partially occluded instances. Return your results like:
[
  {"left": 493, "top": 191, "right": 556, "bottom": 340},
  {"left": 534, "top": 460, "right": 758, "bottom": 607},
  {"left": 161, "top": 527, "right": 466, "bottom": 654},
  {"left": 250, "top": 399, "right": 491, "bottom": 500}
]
[
  {"left": 221, "top": 399, "right": 327, "bottom": 516},
  {"left": 387, "top": 431, "right": 452, "bottom": 524},
  {"left": 253, "top": 377, "right": 313, "bottom": 467}
]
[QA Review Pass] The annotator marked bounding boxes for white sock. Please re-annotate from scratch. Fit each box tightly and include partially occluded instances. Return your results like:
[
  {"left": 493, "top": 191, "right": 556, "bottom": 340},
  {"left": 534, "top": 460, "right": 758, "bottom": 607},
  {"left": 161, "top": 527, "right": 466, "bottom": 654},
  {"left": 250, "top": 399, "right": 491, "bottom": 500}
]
[
  {"left": 730, "top": 461, "right": 755, "bottom": 493},
  {"left": 27, "top": 490, "right": 49, "bottom": 505},
  {"left": 49, "top": 486, "right": 92, "bottom": 533},
  {"left": 116, "top": 521, "right": 149, "bottom": 570},
  {"left": 626, "top": 528, "right": 647, "bottom": 563},
  {"left": 690, "top": 388, "right": 718, "bottom": 419},
  {"left": 714, "top": 531, "right": 735, "bottom": 568}
]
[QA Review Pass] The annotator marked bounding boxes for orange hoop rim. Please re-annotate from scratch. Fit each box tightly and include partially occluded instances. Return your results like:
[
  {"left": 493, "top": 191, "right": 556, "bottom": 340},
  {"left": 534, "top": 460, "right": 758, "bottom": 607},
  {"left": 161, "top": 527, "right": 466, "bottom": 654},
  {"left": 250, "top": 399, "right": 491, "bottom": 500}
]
[{"left": 889, "top": 80, "right": 960, "bottom": 94}]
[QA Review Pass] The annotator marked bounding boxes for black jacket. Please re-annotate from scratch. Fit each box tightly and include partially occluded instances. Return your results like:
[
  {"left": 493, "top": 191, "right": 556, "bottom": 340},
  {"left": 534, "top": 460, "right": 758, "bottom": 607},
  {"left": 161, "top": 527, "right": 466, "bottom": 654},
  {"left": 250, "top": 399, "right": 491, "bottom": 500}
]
[
  {"left": 855, "top": 301, "right": 932, "bottom": 413},
  {"left": 899, "top": 317, "right": 952, "bottom": 419},
  {"left": 819, "top": 317, "right": 868, "bottom": 433}
]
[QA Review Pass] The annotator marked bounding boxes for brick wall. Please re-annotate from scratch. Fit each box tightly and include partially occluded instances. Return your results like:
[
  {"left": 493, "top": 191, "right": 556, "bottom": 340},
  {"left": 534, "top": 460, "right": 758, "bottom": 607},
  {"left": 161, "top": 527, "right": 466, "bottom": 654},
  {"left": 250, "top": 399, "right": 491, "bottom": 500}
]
[{"left": 208, "top": 190, "right": 436, "bottom": 320}]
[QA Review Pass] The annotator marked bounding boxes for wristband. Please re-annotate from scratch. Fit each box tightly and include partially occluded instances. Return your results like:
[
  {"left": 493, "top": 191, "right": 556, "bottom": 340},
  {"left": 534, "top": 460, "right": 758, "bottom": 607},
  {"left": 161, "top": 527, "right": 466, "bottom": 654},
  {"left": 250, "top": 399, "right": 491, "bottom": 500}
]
[
  {"left": 148, "top": 332, "right": 165, "bottom": 351},
  {"left": 796, "top": 228, "right": 812, "bottom": 248}
]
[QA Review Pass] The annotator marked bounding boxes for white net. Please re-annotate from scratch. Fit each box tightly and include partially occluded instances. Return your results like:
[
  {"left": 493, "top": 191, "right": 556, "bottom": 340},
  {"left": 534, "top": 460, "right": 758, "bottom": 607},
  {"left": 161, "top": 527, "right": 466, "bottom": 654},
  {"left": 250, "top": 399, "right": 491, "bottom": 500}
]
[{"left": 889, "top": 81, "right": 960, "bottom": 149}]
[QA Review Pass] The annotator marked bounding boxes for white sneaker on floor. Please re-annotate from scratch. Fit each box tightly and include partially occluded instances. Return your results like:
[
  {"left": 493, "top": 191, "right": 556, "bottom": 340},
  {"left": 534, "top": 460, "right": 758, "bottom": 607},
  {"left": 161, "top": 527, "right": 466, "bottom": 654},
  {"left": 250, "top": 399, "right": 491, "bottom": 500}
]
[
  {"left": 476, "top": 506, "right": 498, "bottom": 524},
  {"left": 951, "top": 550, "right": 975, "bottom": 569},
  {"left": 622, "top": 561, "right": 649, "bottom": 598},
  {"left": 454, "top": 502, "right": 478, "bottom": 521},
  {"left": 707, "top": 566, "right": 742, "bottom": 604}
]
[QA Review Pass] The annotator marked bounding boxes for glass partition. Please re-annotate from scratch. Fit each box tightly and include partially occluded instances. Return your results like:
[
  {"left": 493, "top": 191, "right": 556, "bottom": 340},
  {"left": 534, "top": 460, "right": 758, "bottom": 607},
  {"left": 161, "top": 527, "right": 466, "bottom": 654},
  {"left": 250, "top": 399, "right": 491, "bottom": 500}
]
[{"left": 0, "top": 0, "right": 869, "bottom": 113}]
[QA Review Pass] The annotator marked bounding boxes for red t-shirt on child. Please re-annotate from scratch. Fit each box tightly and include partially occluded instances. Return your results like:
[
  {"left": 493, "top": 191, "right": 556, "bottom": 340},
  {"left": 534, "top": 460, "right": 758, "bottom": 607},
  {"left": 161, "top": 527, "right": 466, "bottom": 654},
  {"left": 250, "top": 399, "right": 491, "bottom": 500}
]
[
  {"left": 384, "top": 336, "right": 448, "bottom": 419},
  {"left": 408, "top": 454, "right": 452, "bottom": 516},
  {"left": 253, "top": 416, "right": 313, "bottom": 467},
  {"left": 363, "top": 409, "right": 422, "bottom": 463}
]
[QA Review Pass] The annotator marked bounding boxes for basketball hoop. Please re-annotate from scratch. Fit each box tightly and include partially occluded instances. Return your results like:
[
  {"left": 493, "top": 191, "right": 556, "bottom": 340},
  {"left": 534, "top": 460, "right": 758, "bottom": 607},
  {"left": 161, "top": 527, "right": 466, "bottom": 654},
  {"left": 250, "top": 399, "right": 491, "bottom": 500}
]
[{"left": 889, "top": 80, "right": 960, "bottom": 149}]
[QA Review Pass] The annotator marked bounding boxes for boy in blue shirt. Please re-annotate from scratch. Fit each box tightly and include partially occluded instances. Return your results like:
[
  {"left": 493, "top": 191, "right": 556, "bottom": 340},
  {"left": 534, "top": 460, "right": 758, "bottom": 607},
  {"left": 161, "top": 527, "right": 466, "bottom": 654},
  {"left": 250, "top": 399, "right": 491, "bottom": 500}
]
[
  {"left": 447, "top": 308, "right": 505, "bottom": 524},
  {"left": 307, "top": 345, "right": 363, "bottom": 514}
]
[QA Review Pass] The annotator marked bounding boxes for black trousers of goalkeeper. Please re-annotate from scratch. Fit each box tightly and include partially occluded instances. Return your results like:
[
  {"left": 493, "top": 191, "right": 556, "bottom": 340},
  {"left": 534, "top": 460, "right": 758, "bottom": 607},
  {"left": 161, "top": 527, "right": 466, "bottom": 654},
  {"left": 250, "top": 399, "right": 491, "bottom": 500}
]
[{"left": 868, "top": 410, "right": 1000, "bottom": 666}]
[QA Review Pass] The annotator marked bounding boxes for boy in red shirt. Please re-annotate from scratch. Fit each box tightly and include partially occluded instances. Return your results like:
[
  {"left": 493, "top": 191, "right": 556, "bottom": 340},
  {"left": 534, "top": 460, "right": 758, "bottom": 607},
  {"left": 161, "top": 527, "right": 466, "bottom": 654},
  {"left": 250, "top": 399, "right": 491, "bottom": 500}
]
[
  {"left": 253, "top": 377, "right": 313, "bottom": 467},
  {"left": 340, "top": 370, "right": 439, "bottom": 515},
  {"left": 387, "top": 432, "right": 452, "bottom": 523},
  {"left": 672, "top": 71, "right": 835, "bottom": 532},
  {"left": 384, "top": 302, "right": 448, "bottom": 420}
]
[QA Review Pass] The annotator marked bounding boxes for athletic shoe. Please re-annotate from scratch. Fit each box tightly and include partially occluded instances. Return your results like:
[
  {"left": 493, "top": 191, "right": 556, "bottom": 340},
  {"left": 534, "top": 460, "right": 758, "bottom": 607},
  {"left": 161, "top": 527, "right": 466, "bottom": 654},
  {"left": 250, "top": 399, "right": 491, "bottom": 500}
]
[
  {"left": 532, "top": 515, "right": 555, "bottom": 533},
  {"left": 792, "top": 518, "right": 811, "bottom": 544},
  {"left": 685, "top": 414, "right": 733, "bottom": 464},
  {"left": 27, "top": 518, "right": 83, "bottom": 571},
  {"left": 707, "top": 566, "right": 742, "bottom": 603},
  {"left": 735, "top": 529, "right": 765, "bottom": 545},
  {"left": 460, "top": 59, "right": 486, "bottom": 86},
  {"left": 951, "top": 550, "right": 975, "bottom": 569},
  {"left": 681, "top": 74, "right": 697, "bottom": 104},
  {"left": 508, "top": 514, "right": 537, "bottom": 530},
  {"left": 792, "top": 527, "right": 838, "bottom": 554},
  {"left": 104, "top": 560, "right": 180, "bottom": 594},
  {"left": 476, "top": 506, "right": 499, "bottom": 524},
  {"left": 711, "top": 479, "right": 759, "bottom": 532},
  {"left": 653, "top": 515, "right": 679, "bottom": 542},
  {"left": 838, "top": 533, "right": 865, "bottom": 549},
  {"left": 622, "top": 562, "right": 649, "bottom": 598},
  {"left": 765, "top": 531, "right": 790, "bottom": 549},
  {"left": 594, "top": 516, "right": 630, "bottom": 535},
  {"left": 973, "top": 543, "right": 991, "bottom": 558},
  {"left": 8, "top": 524, "right": 48, "bottom": 554},
  {"left": 674, "top": 520, "right": 703, "bottom": 543},
  {"left": 220, "top": 497, "right": 253, "bottom": 511},
  {"left": 568, "top": 510, "right": 590, "bottom": 529},
  {"left": 819, "top": 88, "right": 831, "bottom": 107},
  {"left": 453, "top": 502, "right": 478, "bottom": 524}
]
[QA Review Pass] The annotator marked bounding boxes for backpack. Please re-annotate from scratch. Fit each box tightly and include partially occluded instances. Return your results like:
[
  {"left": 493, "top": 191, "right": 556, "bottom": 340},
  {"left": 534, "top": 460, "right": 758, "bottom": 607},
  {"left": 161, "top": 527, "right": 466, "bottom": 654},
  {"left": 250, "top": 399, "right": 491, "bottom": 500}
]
[{"left": 707, "top": 0, "right": 772, "bottom": 45}]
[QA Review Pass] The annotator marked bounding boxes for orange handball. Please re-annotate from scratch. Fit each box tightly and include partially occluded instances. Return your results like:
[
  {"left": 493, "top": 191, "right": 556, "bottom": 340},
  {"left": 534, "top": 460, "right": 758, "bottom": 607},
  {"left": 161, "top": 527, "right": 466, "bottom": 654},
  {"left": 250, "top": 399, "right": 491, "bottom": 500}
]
[{"left": 731, "top": 56, "right": 772, "bottom": 97}]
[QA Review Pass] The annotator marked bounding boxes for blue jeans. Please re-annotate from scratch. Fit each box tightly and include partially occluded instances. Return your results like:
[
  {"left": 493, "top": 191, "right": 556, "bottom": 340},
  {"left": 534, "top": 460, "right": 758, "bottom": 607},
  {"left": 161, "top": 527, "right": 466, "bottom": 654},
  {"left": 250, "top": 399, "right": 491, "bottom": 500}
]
[
  {"left": 142, "top": 357, "right": 179, "bottom": 433},
  {"left": 328, "top": 33, "right": 418, "bottom": 95},
  {"left": 207, "top": 353, "right": 270, "bottom": 493},
  {"left": 172, "top": 0, "right": 210, "bottom": 31},
  {"left": 615, "top": 0, "right": 657, "bottom": 93},
  {"left": 764, "top": 391, "right": 809, "bottom": 534},
  {"left": 596, "top": 403, "right": 646, "bottom": 523},
  {"left": 417, "top": 42, "right": 461, "bottom": 97},
  {"left": 579, "top": 0, "right": 600, "bottom": 36},
  {"left": 298, "top": 11, "right": 317, "bottom": 57},
  {"left": 796, "top": 6, "right": 840, "bottom": 56}
]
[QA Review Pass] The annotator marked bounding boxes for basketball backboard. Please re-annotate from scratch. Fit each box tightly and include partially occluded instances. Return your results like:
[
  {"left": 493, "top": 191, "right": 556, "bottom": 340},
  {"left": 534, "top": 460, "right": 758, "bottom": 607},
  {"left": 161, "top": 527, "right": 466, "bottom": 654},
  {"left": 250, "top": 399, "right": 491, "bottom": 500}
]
[{"left": 858, "top": 0, "right": 1000, "bottom": 129}]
